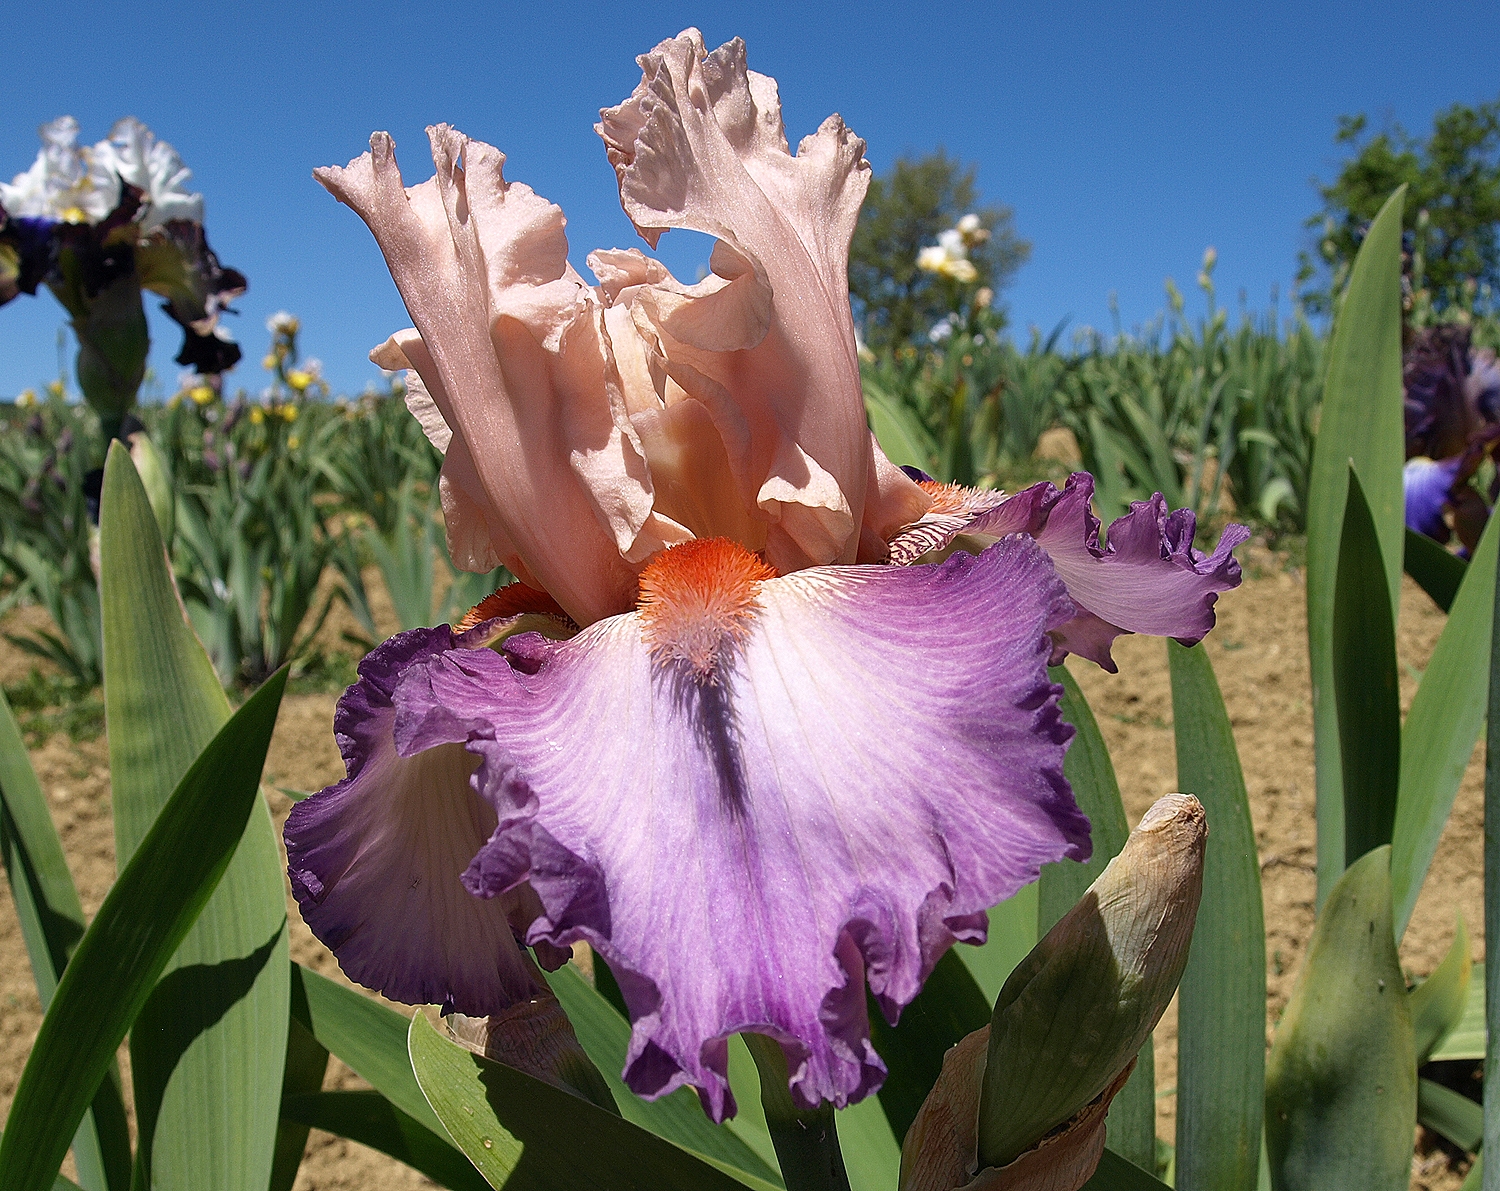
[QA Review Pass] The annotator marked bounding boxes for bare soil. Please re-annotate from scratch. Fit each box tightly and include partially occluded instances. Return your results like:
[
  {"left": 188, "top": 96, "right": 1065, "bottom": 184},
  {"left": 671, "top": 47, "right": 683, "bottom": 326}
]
[{"left": 0, "top": 543, "right": 1485, "bottom": 1189}]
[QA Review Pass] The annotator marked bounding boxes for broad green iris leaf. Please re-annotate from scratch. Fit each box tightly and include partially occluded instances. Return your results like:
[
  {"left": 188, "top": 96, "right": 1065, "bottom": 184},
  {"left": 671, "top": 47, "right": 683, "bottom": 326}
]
[
  {"left": 1392, "top": 513, "right": 1500, "bottom": 938},
  {"left": 867, "top": 949, "right": 990, "bottom": 1145},
  {"left": 1305, "top": 186, "right": 1406, "bottom": 905},
  {"left": 1043, "top": 664, "right": 1154, "bottom": 1172},
  {"left": 1264, "top": 846, "right": 1415, "bottom": 1191},
  {"left": 1404, "top": 527, "right": 1467, "bottom": 614},
  {"left": 291, "top": 962, "right": 445, "bottom": 1135},
  {"left": 1410, "top": 915, "right": 1473, "bottom": 1064},
  {"left": 1417, "top": 1079, "right": 1482, "bottom": 1153},
  {"left": 1430, "top": 960, "right": 1486, "bottom": 1062},
  {"left": 406, "top": 1009, "right": 776, "bottom": 1191},
  {"left": 278, "top": 1092, "right": 491, "bottom": 1191},
  {"left": 957, "top": 883, "right": 1037, "bottom": 1003},
  {"left": 1484, "top": 518, "right": 1500, "bottom": 1165},
  {"left": 267, "top": 983, "right": 331, "bottom": 1191},
  {"left": 543, "top": 963, "right": 783, "bottom": 1185},
  {"left": 0, "top": 689, "right": 131, "bottom": 1191},
  {"left": 0, "top": 669, "right": 287, "bottom": 1191},
  {"left": 1332, "top": 468, "right": 1401, "bottom": 868},
  {"left": 98, "top": 441, "right": 290, "bottom": 1191},
  {"left": 0, "top": 1132, "right": 85, "bottom": 1191},
  {"left": 1082, "top": 1148, "right": 1174, "bottom": 1190},
  {"left": 833, "top": 1095, "right": 901, "bottom": 1191},
  {"left": 864, "top": 380, "right": 937, "bottom": 472},
  {"left": 1168, "top": 640, "right": 1267, "bottom": 1191}
]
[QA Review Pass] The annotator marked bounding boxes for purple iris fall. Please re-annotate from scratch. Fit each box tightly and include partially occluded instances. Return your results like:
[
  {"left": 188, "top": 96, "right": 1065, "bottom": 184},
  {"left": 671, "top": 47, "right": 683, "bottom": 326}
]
[{"left": 284, "top": 29, "right": 1248, "bottom": 1120}]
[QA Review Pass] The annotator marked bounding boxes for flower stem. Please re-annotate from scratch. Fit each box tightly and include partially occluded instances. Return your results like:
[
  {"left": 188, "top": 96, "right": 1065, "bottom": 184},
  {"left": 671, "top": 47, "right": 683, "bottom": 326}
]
[{"left": 742, "top": 1033, "right": 851, "bottom": 1191}]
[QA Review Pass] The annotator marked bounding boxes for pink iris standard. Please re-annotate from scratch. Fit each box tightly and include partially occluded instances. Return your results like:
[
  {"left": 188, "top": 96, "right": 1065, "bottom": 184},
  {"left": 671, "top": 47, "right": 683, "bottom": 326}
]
[{"left": 286, "top": 29, "right": 1247, "bottom": 1120}]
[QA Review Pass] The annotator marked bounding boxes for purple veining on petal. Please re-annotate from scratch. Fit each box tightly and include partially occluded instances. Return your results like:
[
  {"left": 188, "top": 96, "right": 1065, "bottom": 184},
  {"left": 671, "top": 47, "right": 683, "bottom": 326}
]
[
  {"left": 395, "top": 536, "right": 1088, "bottom": 1120},
  {"left": 284, "top": 626, "right": 547, "bottom": 1015},
  {"left": 884, "top": 472, "right": 1246, "bottom": 671}
]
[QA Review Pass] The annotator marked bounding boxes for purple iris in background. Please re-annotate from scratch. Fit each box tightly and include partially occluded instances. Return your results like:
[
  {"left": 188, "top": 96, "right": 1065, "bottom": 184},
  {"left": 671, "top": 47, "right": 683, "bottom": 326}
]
[
  {"left": 285, "top": 29, "right": 1248, "bottom": 1119},
  {"left": 1402, "top": 324, "right": 1500, "bottom": 553}
]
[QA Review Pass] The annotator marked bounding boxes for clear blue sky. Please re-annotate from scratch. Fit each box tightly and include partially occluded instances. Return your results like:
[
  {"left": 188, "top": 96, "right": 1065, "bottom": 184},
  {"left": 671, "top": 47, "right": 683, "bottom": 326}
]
[{"left": 3, "top": 0, "right": 1498, "bottom": 399}]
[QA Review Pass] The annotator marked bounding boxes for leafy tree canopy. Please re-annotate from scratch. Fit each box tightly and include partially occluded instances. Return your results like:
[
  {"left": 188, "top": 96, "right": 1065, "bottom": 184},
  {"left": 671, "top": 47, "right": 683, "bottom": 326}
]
[
  {"left": 849, "top": 150, "right": 1030, "bottom": 349},
  {"left": 1299, "top": 99, "right": 1500, "bottom": 316}
]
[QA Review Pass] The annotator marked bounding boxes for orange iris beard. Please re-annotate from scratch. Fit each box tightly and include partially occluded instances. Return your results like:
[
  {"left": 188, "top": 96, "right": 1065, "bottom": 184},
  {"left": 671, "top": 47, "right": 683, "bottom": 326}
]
[{"left": 637, "top": 538, "right": 778, "bottom": 678}]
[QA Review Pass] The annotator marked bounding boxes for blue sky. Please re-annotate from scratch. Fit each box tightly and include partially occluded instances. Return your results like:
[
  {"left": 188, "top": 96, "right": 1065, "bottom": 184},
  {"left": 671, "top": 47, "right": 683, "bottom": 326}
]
[{"left": 3, "top": 0, "right": 1498, "bottom": 399}]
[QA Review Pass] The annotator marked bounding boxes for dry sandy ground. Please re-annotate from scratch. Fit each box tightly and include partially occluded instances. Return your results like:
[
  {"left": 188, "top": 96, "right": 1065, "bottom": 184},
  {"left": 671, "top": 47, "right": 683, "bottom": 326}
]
[{"left": 0, "top": 543, "right": 1486, "bottom": 1189}]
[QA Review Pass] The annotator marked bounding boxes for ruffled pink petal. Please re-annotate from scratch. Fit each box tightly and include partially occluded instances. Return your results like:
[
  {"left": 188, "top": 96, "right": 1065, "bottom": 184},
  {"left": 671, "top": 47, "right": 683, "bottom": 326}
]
[
  {"left": 596, "top": 30, "right": 905, "bottom": 570},
  {"left": 317, "top": 128, "right": 668, "bottom": 623},
  {"left": 393, "top": 537, "right": 1088, "bottom": 1119},
  {"left": 285, "top": 627, "right": 549, "bottom": 1015}
]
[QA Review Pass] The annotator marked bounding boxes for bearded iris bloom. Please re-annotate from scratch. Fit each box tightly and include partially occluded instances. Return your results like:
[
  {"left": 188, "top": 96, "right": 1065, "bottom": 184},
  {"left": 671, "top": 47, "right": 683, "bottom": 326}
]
[
  {"left": 0, "top": 116, "right": 246, "bottom": 424},
  {"left": 1401, "top": 324, "right": 1500, "bottom": 552},
  {"left": 286, "top": 29, "right": 1247, "bottom": 1119}
]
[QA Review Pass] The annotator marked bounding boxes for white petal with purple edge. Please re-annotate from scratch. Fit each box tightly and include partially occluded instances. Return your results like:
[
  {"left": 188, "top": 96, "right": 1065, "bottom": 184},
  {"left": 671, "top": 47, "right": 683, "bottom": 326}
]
[{"left": 394, "top": 537, "right": 1089, "bottom": 1120}]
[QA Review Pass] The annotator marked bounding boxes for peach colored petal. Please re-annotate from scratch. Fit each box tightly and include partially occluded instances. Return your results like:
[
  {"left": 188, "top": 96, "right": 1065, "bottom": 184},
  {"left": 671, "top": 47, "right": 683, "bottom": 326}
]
[
  {"left": 596, "top": 30, "right": 887, "bottom": 568},
  {"left": 317, "top": 128, "right": 653, "bottom": 624}
]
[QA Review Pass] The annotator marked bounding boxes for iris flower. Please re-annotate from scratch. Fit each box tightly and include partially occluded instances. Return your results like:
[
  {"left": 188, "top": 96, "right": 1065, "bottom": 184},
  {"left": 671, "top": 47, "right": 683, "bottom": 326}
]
[
  {"left": 0, "top": 115, "right": 245, "bottom": 377},
  {"left": 1401, "top": 323, "right": 1500, "bottom": 552},
  {"left": 286, "top": 29, "right": 1246, "bottom": 1119}
]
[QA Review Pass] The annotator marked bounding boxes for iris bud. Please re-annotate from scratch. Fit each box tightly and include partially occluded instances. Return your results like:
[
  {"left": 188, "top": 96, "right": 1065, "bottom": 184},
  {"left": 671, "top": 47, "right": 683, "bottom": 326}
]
[{"left": 899, "top": 793, "right": 1206, "bottom": 1191}]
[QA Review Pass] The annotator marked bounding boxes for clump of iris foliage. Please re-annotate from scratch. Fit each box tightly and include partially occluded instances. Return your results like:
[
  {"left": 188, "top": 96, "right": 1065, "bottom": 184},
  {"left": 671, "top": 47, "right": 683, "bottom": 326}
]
[{"left": 0, "top": 38, "right": 1498, "bottom": 1191}]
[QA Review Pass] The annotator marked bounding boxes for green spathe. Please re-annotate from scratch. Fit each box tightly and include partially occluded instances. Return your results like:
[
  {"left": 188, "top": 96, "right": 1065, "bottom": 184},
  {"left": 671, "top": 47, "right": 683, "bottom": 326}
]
[
  {"left": 1265, "top": 846, "right": 1416, "bottom": 1191},
  {"left": 976, "top": 794, "right": 1206, "bottom": 1171}
]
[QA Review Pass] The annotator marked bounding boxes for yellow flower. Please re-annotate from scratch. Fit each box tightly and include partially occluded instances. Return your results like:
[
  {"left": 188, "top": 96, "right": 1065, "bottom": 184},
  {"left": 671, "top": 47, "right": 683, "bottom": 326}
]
[
  {"left": 189, "top": 385, "right": 215, "bottom": 406},
  {"left": 287, "top": 370, "right": 313, "bottom": 393},
  {"left": 281, "top": 403, "right": 300, "bottom": 422},
  {"left": 287, "top": 434, "right": 300, "bottom": 449},
  {"left": 262, "top": 354, "right": 278, "bottom": 371},
  {"left": 15, "top": 389, "right": 37, "bottom": 408},
  {"left": 46, "top": 380, "right": 65, "bottom": 399},
  {"left": 250, "top": 406, "right": 266, "bottom": 425}
]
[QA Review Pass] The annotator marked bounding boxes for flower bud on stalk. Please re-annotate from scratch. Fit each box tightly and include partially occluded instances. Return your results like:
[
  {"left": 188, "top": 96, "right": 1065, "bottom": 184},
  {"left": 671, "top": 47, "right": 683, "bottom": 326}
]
[{"left": 900, "top": 793, "right": 1207, "bottom": 1191}]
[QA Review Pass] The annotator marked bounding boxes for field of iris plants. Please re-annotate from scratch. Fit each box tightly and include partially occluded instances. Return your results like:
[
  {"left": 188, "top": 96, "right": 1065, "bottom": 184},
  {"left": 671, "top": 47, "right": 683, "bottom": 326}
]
[{"left": 2, "top": 28, "right": 1500, "bottom": 1191}]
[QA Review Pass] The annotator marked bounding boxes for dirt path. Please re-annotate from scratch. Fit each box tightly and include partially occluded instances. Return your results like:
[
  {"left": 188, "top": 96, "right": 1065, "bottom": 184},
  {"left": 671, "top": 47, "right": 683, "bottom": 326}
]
[{"left": 0, "top": 543, "right": 1485, "bottom": 1188}]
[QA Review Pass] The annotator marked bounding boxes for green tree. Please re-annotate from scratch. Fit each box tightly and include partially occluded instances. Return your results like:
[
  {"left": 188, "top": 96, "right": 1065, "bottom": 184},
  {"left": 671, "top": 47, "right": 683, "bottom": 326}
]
[
  {"left": 850, "top": 150, "right": 1030, "bottom": 348},
  {"left": 1299, "top": 99, "right": 1500, "bottom": 315}
]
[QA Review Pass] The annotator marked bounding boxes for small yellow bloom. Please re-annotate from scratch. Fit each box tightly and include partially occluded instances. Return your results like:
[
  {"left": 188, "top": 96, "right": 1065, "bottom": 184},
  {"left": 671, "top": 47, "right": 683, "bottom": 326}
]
[
  {"left": 46, "top": 380, "right": 65, "bottom": 399},
  {"left": 281, "top": 403, "right": 300, "bottom": 422},
  {"left": 262, "top": 354, "right": 278, "bottom": 371},
  {"left": 287, "top": 434, "right": 300, "bottom": 449},
  {"left": 16, "top": 388, "right": 37, "bottom": 408},
  {"left": 189, "top": 385, "right": 215, "bottom": 406},
  {"left": 250, "top": 406, "right": 266, "bottom": 425},
  {"left": 287, "top": 370, "right": 313, "bottom": 393}
]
